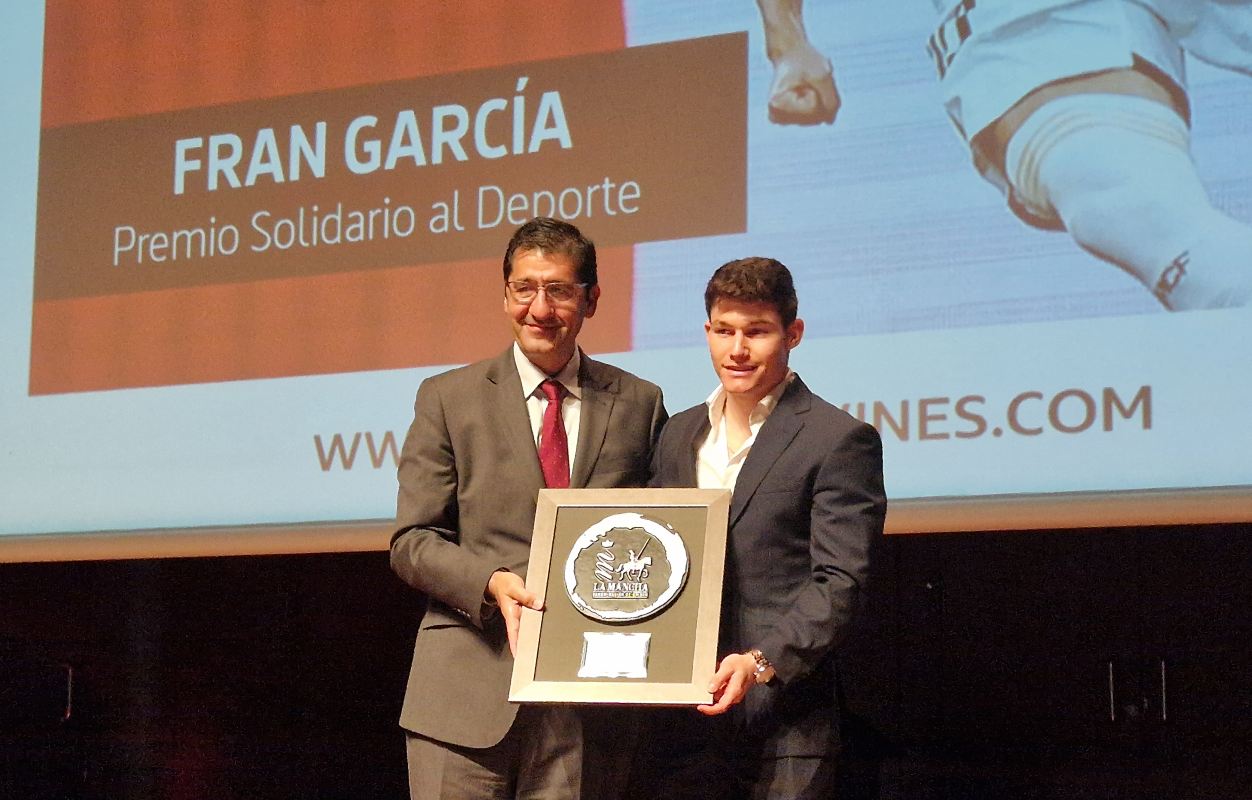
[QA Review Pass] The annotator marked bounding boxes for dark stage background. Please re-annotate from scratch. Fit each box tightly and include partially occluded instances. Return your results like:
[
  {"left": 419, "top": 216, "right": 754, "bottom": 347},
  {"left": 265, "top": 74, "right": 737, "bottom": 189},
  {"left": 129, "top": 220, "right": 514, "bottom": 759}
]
[{"left": 4, "top": 524, "right": 1250, "bottom": 799}]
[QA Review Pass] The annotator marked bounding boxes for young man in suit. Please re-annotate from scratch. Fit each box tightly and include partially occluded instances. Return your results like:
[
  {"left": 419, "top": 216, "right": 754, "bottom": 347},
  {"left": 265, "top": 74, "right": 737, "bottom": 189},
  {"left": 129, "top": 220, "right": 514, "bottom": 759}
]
[
  {"left": 390, "top": 217, "right": 667, "bottom": 799},
  {"left": 645, "top": 256, "right": 887, "bottom": 799}
]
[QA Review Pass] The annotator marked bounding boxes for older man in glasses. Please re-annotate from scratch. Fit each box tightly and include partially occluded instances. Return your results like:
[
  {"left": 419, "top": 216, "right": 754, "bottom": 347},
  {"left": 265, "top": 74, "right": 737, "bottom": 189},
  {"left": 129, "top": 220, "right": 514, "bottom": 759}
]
[{"left": 390, "top": 216, "right": 667, "bottom": 800}]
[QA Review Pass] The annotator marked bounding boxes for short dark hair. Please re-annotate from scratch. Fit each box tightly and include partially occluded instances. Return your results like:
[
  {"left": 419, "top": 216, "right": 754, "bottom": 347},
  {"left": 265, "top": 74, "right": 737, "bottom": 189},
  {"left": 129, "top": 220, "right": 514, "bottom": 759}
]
[
  {"left": 704, "top": 257, "right": 798, "bottom": 326},
  {"left": 502, "top": 217, "right": 598, "bottom": 287}
]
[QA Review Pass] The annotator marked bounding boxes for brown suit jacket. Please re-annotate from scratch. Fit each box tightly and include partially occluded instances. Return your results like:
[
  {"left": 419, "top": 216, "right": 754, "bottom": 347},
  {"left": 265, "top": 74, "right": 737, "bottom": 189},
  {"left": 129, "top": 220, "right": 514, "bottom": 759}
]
[{"left": 390, "top": 347, "right": 666, "bottom": 748}]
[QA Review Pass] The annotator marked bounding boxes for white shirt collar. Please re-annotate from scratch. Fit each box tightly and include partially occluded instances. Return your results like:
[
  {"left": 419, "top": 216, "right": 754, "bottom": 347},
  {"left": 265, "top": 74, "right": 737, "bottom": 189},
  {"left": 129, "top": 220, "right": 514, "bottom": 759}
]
[
  {"left": 704, "top": 369, "right": 795, "bottom": 430},
  {"left": 513, "top": 343, "right": 582, "bottom": 400}
]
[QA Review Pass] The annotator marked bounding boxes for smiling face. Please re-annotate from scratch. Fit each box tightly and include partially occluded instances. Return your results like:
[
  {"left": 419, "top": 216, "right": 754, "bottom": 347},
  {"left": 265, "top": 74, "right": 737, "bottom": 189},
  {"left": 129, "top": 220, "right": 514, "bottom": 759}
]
[
  {"left": 505, "top": 248, "right": 599, "bottom": 375},
  {"left": 704, "top": 298, "right": 803, "bottom": 407}
]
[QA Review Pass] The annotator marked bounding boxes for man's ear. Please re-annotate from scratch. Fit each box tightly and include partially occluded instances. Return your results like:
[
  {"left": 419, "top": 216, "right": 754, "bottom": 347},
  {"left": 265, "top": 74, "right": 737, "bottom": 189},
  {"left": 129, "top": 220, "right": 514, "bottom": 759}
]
[
  {"left": 584, "top": 284, "right": 601, "bottom": 318},
  {"left": 786, "top": 318, "right": 805, "bottom": 349}
]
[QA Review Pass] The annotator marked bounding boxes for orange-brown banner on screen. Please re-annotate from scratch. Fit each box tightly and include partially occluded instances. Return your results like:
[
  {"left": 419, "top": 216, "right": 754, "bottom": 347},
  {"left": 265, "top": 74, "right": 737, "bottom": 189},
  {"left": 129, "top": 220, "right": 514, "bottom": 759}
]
[{"left": 31, "top": 33, "right": 747, "bottom": 395}]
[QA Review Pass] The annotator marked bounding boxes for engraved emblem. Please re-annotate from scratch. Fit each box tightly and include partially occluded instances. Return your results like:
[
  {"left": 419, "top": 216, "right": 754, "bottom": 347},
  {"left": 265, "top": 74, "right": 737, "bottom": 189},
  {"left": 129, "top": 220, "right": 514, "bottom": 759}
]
[{"left": 563, "top": 512, "right": 689, "bottom": 622}]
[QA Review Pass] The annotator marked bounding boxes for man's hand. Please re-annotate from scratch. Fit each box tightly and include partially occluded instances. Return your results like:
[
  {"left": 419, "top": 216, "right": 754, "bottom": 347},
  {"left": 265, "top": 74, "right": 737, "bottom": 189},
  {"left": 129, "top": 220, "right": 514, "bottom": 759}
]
[
  {"left": 697, "top": 652, "right": 758, "bottom": 716},
  {"left": 757, "top": 0, "right": 840, "bottom": 125},
  {"left": 486, "top": 570, "right": 543, "bottom": 657},
  {"left": 768, "top": 44, "right": 840, "bottom": 125}
]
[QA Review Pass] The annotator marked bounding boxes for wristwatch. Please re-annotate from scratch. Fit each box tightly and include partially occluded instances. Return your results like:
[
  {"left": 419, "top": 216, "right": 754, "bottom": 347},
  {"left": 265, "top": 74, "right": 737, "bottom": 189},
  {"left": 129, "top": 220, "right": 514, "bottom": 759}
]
[{"left": 747, "top": 648, "right": 775, "bottom": 685}]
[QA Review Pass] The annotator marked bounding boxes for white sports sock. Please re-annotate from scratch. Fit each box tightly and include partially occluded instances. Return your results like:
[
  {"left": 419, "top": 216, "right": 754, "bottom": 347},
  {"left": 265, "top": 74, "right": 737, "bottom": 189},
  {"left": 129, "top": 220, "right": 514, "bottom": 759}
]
[{"left": 1006, "top": 92, "right": 1252, "bottom": 310}]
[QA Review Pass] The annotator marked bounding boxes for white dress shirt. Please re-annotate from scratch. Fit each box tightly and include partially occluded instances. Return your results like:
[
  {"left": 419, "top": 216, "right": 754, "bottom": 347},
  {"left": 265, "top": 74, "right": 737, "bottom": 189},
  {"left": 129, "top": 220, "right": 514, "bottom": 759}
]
[
  {"left": 513, "top": 343, "right": 582, "bottom": 472},
  {"left": 696, "top": 371, "right": 795, "bottom": 491}
]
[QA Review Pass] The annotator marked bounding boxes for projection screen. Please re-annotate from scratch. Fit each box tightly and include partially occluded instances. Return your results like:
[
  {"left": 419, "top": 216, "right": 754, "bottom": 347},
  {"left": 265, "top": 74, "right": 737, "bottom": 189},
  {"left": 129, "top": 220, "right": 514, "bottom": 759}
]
[{"left": 4, "top": 1, "right": 1251, "bottom": 561}]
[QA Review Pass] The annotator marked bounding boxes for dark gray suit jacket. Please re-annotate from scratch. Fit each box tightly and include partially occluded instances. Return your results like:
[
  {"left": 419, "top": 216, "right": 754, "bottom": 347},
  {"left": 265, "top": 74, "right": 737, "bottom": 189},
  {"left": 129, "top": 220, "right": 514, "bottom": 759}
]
[
  {"left": 650, "top": 375, "right": 885, "bottom": 758},
  {"left": 390, "top": 347, "right": 666, "bottom": 748}
]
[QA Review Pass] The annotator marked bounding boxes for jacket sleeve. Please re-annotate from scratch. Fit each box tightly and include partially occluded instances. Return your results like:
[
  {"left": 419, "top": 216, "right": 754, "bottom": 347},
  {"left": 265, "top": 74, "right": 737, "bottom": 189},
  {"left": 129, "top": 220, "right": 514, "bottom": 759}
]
[
  {"left": 646, "top": 385, "right": 669, "bottom": 481},
  {"left": 757, "top": 420, "right": 886, "bottom": 683},
  {"left": 389, "top": 377, "right": 500, "bottom": 630}
]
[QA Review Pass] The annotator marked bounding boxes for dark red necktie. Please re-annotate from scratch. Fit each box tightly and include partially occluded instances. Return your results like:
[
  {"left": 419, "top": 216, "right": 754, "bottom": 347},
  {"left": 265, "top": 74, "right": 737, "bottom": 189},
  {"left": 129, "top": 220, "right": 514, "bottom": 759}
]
[{"left": 538, "top": 380, "right": 570, "bottom": 489}]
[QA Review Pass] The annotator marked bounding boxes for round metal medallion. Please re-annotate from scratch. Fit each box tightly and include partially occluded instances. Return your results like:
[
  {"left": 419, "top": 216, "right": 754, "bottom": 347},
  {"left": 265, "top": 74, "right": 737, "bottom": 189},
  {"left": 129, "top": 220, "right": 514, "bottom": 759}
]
[{"left": 563, "top": 512, "right": 690, "bottom": 622}]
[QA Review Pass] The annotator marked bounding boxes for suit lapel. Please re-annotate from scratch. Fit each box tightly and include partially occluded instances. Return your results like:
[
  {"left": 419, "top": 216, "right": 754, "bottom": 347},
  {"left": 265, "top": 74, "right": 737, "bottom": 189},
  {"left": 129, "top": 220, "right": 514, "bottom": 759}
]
[
  {"left": 677, "top": 413, "right": 709, "bottom": 488},
  {"left": 571, "top": 355, "right": 618, "bottom": 488},
  {"left": 485, "top": 348, "right": 545, "bottom": 490},
  {"left": 728, "top": 378, "right": 810, "bottom": 527}
]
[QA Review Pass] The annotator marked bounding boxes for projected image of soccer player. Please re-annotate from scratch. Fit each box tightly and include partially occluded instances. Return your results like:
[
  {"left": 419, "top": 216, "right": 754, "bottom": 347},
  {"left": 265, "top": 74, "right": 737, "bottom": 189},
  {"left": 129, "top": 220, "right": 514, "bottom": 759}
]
[
  {"left": 760, "top": 0, "right": 1252, "bottom": 311},
  {"left": 755, "top": 0, "right": 840, "bottom": 125}
]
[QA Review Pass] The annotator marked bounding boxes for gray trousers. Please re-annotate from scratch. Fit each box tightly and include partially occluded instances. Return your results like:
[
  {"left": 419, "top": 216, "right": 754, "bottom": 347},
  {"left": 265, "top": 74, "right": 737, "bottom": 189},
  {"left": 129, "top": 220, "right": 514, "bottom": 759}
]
[
  {"left": 406, "top": 705, "right": 581, "bottom": 800},
  {"left": 405, "top": 705, "right": 638, "bottom": 800}
]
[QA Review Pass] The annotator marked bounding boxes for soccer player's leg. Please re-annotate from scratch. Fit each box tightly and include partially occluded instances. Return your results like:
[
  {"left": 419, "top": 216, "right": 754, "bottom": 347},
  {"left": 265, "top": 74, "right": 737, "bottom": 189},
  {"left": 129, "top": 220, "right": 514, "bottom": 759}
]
[{"left": 1001, "top": 84, "right": 1252, "bottom": 310}]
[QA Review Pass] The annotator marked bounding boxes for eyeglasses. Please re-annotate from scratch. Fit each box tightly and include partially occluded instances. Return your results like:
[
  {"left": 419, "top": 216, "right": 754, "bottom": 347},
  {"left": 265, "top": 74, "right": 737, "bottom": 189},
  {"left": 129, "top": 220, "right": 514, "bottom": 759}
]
[{"left": 505, "top": 281, "right": 589, "bottom": 304}]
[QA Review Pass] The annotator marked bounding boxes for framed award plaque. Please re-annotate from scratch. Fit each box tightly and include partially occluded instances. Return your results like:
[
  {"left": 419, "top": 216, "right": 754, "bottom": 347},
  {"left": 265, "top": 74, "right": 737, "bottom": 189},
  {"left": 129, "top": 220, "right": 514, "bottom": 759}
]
[{"left": 508, "top": 488, "right": 730, "bottom": 705}]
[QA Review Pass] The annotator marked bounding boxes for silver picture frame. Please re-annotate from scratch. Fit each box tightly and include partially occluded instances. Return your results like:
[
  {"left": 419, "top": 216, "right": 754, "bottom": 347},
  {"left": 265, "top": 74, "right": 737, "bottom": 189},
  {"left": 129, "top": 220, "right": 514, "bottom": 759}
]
[{"left": 509, "top": 488, "right": 731, "bottom": 705}]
